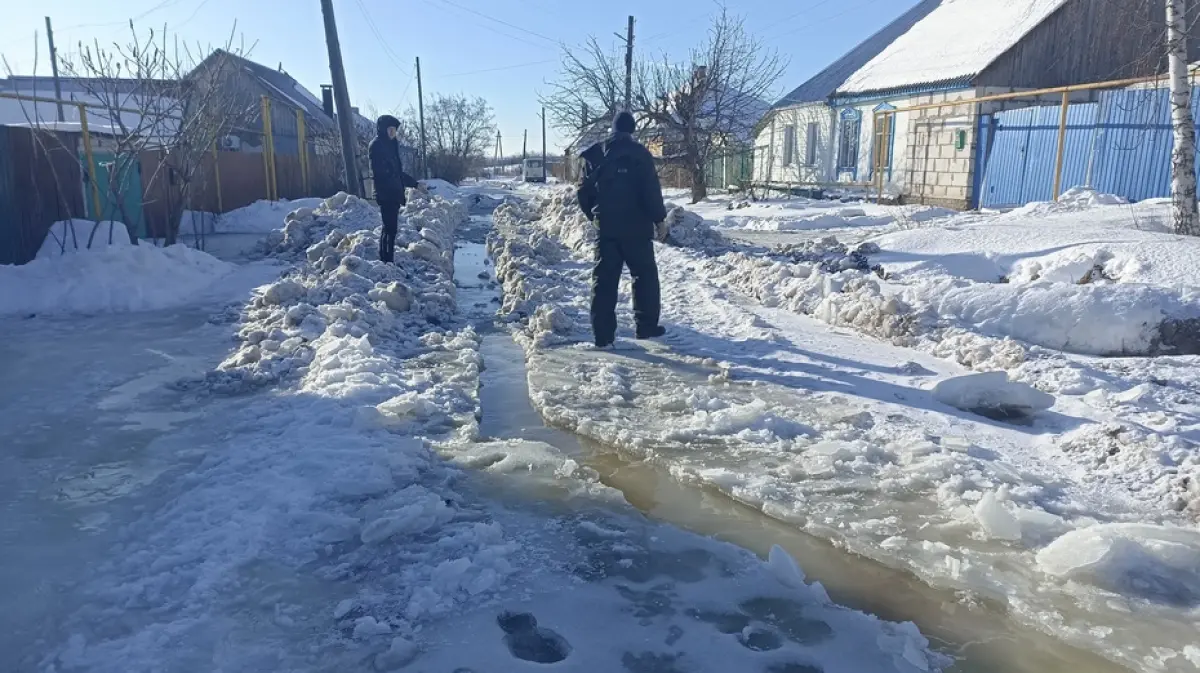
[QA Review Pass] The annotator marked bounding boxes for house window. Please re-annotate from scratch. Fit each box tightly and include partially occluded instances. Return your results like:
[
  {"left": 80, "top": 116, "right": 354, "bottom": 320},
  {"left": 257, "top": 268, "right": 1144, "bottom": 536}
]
[
  {"left": 804, "top": 122, "right": 819, "bottom": 166},
  {"left": 782, "top": 125, "right": 797, "bottom": 165},
  {"left": 837, "top": 108, "right": 862, "bottom": 175}
]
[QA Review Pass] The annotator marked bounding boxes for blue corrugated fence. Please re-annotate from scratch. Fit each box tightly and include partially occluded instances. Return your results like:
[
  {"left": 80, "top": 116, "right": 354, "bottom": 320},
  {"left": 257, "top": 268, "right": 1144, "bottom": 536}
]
[{"left": 977, "top": 87, "right": 1200, "bottom": 208}]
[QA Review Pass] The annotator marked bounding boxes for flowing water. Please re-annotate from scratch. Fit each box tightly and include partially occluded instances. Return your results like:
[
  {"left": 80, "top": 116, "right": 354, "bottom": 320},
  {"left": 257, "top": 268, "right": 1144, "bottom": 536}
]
[{"left": 458, "top": 239, "right": 1131, "bottom": 673}]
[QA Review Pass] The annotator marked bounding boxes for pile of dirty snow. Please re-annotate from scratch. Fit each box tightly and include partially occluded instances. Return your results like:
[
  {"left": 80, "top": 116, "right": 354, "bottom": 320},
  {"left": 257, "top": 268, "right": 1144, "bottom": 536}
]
[
  {"left": 203, "top": 191, "right": 465, "bottom": 393},
  {"left": 3, "top": 229, "right": 234, "bottom": 316}
]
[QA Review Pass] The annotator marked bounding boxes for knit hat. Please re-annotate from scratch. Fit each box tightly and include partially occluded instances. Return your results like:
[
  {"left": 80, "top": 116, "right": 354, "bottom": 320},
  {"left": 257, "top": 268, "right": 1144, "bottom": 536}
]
[{"left": 612, "top": 111, "right": 636, "bottom": 134}]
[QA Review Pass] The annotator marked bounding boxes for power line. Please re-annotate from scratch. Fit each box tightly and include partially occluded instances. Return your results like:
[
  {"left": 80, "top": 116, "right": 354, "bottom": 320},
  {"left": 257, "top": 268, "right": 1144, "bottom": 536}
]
[
  {"left": 434, "top": 0, "right": 560, "bottom": 44},
  {"left": 768, "top": 0, "right": 842, "bottom": 36},
  {"left": 60, "top": 0, "right": 189, "bottom": 30},
  {"left": 353, "top": 0, "right": 412, "bottom": 76},
  {"left": 442, "top": 58, "right": 555, "bottom": 77},
  {"left": 771, "top": 0, "right": 888, "bottom": 40},
  {"left": 175, "top": 0, "right": 214, "bottom": 29},
  {"left": 429, "top": 0, "right": 554, "bottom": 50}
]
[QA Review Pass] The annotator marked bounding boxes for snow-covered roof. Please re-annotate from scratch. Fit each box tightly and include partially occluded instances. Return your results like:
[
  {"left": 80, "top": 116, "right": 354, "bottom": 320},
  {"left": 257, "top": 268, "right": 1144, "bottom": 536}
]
[
  {"left": 773, "top": 0, "right": 942, "bottom": 109},
  {"left": 835, "top": 0, "right": 1071, "bottom": 96}
]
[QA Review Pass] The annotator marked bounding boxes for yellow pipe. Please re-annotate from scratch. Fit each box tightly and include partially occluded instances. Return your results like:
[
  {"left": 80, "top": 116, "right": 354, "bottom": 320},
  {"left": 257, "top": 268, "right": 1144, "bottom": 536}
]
[
  {"left": 296, "top": 108, "right": 309, "bottom": 194},
  {"left": 212, "top": 141, "right": 223, "bottom": 212},
  {"left": 77, "top": 103, "right": 103, "bottom": 221},
  {"left": 885, "top": 74, "right": 1183, "bottom": 117},
  {"left": 0, "top": 91, "right": 144, "bottom": 115},
  {"left": 261, "top": 96, "right": 278, "bottom": 201},
  {"left": 1052, "top": 91, "right": 1070, "bottom": 201}
]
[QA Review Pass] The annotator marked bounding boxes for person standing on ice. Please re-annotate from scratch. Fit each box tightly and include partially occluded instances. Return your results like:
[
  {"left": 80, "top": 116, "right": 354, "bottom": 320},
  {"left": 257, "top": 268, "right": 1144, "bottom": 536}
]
[
  {"left": 577, "top": 110, "right": 669, "bottom": 348},
  {"left": 369, "top": 114, "right": 422, "bottom": 263}
]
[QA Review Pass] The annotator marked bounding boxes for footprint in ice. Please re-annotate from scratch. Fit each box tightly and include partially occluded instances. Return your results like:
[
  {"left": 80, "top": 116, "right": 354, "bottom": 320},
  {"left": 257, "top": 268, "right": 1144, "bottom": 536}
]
[
  {"left": 736, "top": 626, "right": 782, "bottom": 651},
  {"left": 497, "top": 611, "right": 571, "bottom": 663}
]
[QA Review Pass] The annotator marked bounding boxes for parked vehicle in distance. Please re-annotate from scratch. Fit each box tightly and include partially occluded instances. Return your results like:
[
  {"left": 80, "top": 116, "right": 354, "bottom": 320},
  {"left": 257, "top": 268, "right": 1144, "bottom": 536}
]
[{"left": 522, "top": 157, "right": 546, "bottom": 183}]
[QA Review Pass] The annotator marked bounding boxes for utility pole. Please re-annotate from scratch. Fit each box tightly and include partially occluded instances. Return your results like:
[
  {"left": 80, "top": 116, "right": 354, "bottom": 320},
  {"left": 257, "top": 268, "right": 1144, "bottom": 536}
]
[
  {"left": 623, "top": 16, "right": 634, "bottom": 111},
  {"left": 320, "top": 0, "right": 361, "bottom": 196},
  {"left": 540, "top": 106, "right": 547, "bottom": 182},
  {"left": 416, "top": 56, "right": 428, "bottom": 179},
  {"left": 522, "top": 129, "right": 527, "bottom": 163},
  {"left": 493, "top": 130, "right": 503, "bottom": 177},
  {"left": 45, "top": 17, "right": 65, "bottom": 122}
]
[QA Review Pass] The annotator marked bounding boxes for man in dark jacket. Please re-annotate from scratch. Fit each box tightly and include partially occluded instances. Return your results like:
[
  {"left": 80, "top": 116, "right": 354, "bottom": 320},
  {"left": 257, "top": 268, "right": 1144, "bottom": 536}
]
[
  {"left": 369, "top": 114, "right": 421, "bottom": 263},
  {"left": 577, "top": 111, "right": 668, "bottom": 348}
]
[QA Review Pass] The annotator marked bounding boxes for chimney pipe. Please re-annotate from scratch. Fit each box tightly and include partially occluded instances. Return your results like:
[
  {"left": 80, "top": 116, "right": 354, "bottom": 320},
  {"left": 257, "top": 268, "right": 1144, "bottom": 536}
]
[{"left": 320, "top": 85, "right": 334, "bottom": 118}]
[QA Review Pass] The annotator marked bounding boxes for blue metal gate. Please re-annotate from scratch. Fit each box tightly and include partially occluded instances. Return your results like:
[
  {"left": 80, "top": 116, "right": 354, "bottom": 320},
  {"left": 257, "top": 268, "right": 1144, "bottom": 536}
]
[
  {"left": 977, "top": 87, "right": 1200, "bottom": 208},
  {"left": 978, "top": 103, "right": 1099, "bottom": 208}
]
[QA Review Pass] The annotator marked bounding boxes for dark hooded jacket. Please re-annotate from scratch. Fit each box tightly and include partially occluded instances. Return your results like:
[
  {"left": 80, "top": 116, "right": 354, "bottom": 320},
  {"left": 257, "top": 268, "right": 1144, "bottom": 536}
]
[
  {"left": 577, "top": 132, "right": 667, "bottom": 240},
  {"left": 368, "top": 115, "right": 419, "bottom": 204}
]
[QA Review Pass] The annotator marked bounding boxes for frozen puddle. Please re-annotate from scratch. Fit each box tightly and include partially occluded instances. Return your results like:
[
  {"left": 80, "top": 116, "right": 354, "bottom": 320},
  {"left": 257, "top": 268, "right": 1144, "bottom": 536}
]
[
  {"left": 465, "top": 334, "right": 1130, "bottom": 673},
  {"left": 412, "top": 248, "right": 947, "bottom": 672},
  {"left": 430, "top": 441, "right": 944, "bottom": 673}
]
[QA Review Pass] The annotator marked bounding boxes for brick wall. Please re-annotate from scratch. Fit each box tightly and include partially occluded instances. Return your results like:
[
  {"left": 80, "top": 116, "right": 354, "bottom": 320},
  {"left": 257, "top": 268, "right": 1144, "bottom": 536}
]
[{"left": 902, "top": 91, "right": 979, "bottom": 209}]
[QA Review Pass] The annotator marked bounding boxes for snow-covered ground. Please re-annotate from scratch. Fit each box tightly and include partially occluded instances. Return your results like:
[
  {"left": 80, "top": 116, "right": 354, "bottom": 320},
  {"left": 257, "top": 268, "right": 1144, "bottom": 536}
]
[
  {"left": 488, "top": 186, "right": 1200, "bottom": 672},
  {"left": 0, "top": 219, "right": 283, "bottom": 317},
  {"left": 668, "top": 189, "right": 956, "bottom": 234},
  {"left": 1, "top": 189, "right": 948, "bottom": 673}
]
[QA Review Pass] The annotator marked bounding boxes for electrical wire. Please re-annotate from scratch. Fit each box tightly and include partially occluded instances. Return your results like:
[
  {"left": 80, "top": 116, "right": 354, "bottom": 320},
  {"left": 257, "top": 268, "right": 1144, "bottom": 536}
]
[
  {"left": 771, "top": 0, "right": 889, "bottom": 41},
  {"left": 434, "top": 0, "right": 560, "bottom": 44},
  {"left": 442, "top": 59, "right": 556, "bottom": 77},
  {"left": 60, "top": 0, "right": 189, "bottom": 30},
  {"left": 353, "top": 0, "right": 412, "bottom": 76},
  {"left": 428, "top": 0, "right": 554, "bottom": 50}
]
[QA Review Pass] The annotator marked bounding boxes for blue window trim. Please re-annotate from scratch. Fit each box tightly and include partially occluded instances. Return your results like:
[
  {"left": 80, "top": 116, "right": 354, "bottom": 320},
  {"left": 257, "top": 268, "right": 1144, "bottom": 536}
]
[
  {"left": 837, "top": 108, "right": 862, "bottom": 180},
  {"left": 870, "top": 102, "right": 896, "bottom": 182}
]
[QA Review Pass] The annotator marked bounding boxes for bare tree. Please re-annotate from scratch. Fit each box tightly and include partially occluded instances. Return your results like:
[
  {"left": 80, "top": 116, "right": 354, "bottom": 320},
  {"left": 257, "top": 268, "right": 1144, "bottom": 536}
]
[
  {"left": 635, "top": 11, "right": 784, "bottom": 202},
  {"left": 543, "top": 10, "right": 784, "bottom": 203},
  {"left": 58, "top": 23, "right": 257, "bottom": 246},
  {"left": 1167, "top": 0, "right": 1200, "bottom": 234},
  {"left": 407, "top": 94, "right": 494, "bottom": 183},
  {"left": 541, "top": 37, "right": 626, "bottom": 134}
]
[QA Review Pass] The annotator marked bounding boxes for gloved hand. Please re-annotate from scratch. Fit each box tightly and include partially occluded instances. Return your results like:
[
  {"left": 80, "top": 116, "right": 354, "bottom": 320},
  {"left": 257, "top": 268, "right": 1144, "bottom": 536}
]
[{"left": 654, "top": 221, "right": 669, "bottom": 243}]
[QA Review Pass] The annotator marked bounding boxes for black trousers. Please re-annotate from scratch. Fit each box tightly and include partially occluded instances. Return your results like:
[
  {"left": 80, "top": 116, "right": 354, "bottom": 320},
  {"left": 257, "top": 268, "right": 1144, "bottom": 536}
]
[
  {"left": 379, "top": 200, "right": 401, "bottom": 263},
  {"left": 591, "top": 236, "right": 660, "bottom": 343}
]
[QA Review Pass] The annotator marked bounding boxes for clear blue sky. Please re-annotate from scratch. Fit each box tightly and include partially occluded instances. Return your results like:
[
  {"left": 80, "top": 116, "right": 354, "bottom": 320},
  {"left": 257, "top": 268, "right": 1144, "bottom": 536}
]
[{"left": 2, "top": 0, "right": 919, "bottom": 150}]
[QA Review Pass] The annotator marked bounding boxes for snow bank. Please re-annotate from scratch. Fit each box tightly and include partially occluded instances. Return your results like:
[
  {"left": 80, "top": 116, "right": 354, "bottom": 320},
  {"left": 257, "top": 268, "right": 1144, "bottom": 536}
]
[
  {"left": 36, "top": 220, "right": 132, "bottom": 258},
  {"left": 1, "top": 239, "right": 234, "bottom": 316},
  {"left": 214, "top": 198, "right": 325, "bottom": 234},
  {"left": 872, "top": 198, "right": 1190, "bottom": 287},
  {"left": 915, "top": 279, "right": 1199, "bottom": 356}
]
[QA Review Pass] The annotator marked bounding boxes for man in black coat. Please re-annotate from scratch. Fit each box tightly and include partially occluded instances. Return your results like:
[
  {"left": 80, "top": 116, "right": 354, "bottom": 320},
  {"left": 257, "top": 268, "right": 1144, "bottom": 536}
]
[
  {"left": 369, "top": 115, "right": 421, "bottom": 263},
  {"left": 577, "top": 111, "right": 668, "bottom": 348}
]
